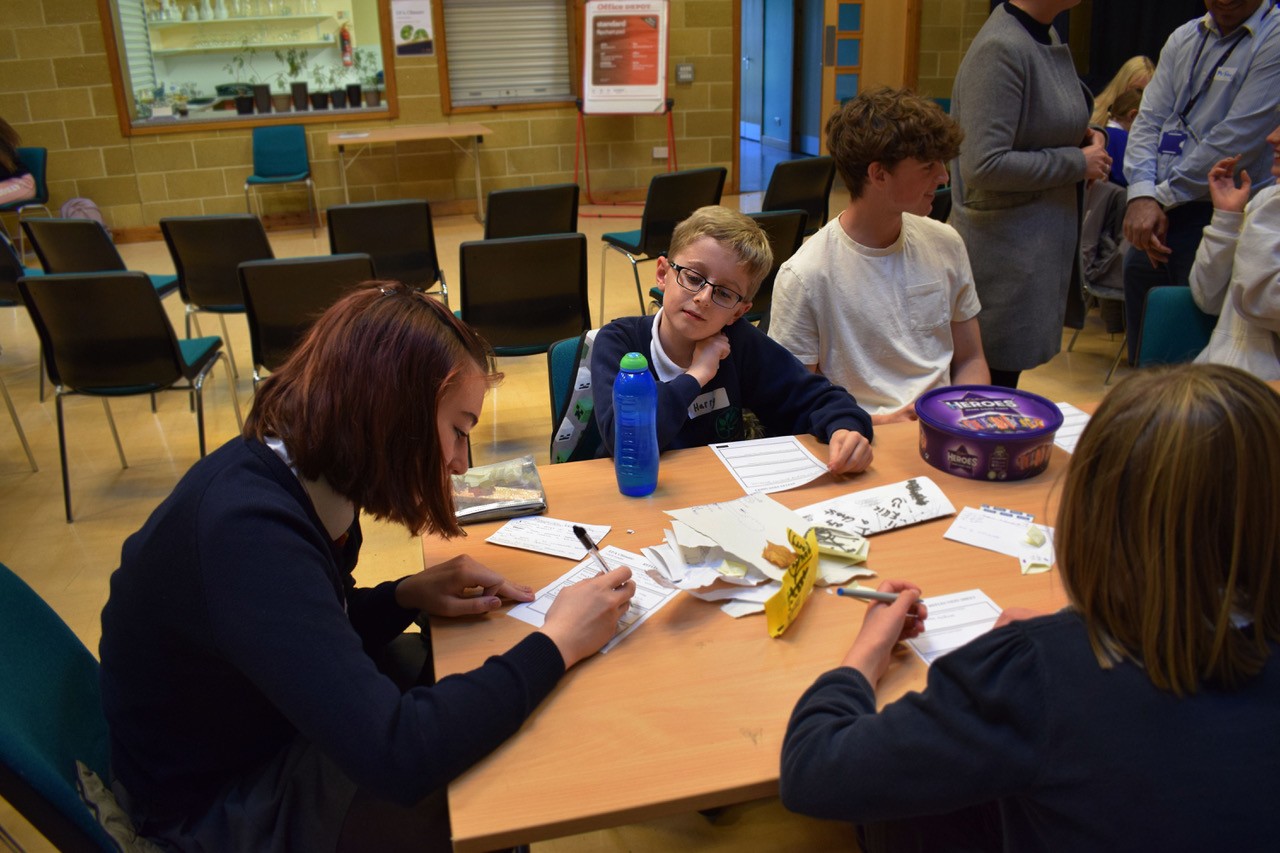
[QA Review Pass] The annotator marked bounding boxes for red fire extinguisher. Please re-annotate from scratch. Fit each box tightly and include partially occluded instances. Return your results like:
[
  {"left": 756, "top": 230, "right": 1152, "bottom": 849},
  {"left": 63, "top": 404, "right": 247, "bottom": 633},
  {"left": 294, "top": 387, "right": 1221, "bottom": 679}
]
[{"left": 340, "top": 23, "right": 353, "bottom": 67}]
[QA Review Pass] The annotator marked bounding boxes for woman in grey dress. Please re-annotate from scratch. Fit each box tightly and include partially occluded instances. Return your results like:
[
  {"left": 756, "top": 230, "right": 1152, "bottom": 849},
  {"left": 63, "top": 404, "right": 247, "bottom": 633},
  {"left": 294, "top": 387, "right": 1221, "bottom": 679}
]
[{"left": 949, "top": 0, "right": 1111, "bottom": 387}]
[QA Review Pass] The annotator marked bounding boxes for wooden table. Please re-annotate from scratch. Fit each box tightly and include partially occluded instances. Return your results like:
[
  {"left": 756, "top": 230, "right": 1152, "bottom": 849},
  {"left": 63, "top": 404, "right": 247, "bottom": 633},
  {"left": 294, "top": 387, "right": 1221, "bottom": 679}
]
[
  {"left": 427, "top": 419, "right": 1073, "bottom": 851},
  {"left": 326, "top": 123, "right": 493, "bottom": 220}
]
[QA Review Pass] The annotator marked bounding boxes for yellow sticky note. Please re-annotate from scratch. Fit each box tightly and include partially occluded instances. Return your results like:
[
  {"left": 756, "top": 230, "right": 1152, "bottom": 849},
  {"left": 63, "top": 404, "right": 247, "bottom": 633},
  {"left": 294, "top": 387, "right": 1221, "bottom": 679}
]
[{"left": 765, "top": 527, "right": 819, "bottom": 638}]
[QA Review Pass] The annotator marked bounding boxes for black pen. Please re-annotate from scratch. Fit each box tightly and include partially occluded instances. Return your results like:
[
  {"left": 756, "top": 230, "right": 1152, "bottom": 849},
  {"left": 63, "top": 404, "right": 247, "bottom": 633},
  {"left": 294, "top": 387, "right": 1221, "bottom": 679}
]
[{"left": 572, "top": 525, "right": 610, "bottom": 574}]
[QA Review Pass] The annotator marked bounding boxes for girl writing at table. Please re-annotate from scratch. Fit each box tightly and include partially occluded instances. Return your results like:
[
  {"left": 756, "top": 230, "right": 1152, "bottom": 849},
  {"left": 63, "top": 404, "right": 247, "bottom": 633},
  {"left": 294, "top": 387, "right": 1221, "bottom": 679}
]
[
  {"left": 780, "top": 363, "right": 1280, "bottom": 851},
  {"left": 99, "top": 282, "right": 635, "bottom": 852}
]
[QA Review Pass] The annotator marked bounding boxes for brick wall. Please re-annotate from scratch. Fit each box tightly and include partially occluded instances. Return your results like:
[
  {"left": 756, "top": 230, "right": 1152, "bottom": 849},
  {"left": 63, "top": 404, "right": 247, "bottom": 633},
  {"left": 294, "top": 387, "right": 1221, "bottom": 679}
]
[
  {"left": 2, "top": 0, "right": 737, "bottom": 232},
  {"left": 916, "top": 0, "right": 989, "bottom": 103}
]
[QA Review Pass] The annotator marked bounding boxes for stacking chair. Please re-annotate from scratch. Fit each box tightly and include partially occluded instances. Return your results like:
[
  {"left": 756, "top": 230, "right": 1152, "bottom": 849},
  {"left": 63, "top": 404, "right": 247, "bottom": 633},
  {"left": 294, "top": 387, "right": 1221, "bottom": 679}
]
[
  {"left": 1, "top": 231, "right": 47, "bottom": 457},
  {"left": 0, "top": 146, "right": 53, "bottom": 261},
  {"left": 644, "top": 209, "right": 806, "bottom": 333},
  {"left": 483, "top": 183, "right": 580, "bottom": 239},
  {"left": 239, "top": 253, "right": 375, "bottom": 384},
  {"left": 600, "top": 166, "right": 726, "bottom": 321},
  {"left": 244, "top": 124, "right": 318, "bottom": 237},
  {"left": 0, "top": 561, "right": 118, "bottom": 852},
  {"left": 18, "top": 272, "right": 242, "bottom": 522},
  {"left": 928, "top": 186, "right": 952, "bottom": 223},
  {"left": 760, "top": 155, "right": 835, "bottom": 237},
  {"left": 460, "top": 233, "right": 590, "bottom": 358},
  {"left": 1070, "top": 180, "right": 1129, "bottom": 383},
  {"left": 1135, "top": 286, "right": 1217, "bottom": 368},
  {"left": 161, "top": 214, "right": 276, "bottom": 378},
  {"left": 20, "top": 218, "right": 178, "bottom": 298},
  {"left": 547, "top": 331, "right": 602, "bottom": 464},
  {"left": 327, "top": 200, "right": 448, "bottom": 307}
]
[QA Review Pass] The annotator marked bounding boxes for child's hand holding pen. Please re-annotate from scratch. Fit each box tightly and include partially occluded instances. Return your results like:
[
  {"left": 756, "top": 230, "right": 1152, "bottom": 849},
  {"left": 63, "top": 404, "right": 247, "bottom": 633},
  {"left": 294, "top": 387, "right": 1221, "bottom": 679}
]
[{"left": 838, "top": 580, "right": 927, "bottom": 685}]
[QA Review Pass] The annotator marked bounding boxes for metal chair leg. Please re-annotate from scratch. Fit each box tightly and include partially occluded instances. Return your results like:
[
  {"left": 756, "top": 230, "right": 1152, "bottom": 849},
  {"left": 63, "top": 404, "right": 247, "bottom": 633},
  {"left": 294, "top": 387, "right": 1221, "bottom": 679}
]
[
  {"left": 102, "top": 399, "right": 127, "bottom": 468},
  {"left": 1104, "top": 336, "right": 1127, "bottom": 385},
  {"left": 598, "top": 243, "right": 611, "bottom": 327},
  {"left": 1067, "top": 327, "right": 1081, "bottom": 352},
  {"left": 193, "top": 380, "right": 207, "bottom": 456},
  {"left": 219, "top": 352, "right": 243, "bottom": 430},
  {"left": 0, "top": 374, "right": 37, "bottom": 472},
  {"left": 55, "top": 393, "right": 72, "bottom": 523},
  {"left": 217, "top": 314, "right": 239, "bottom": 378}
]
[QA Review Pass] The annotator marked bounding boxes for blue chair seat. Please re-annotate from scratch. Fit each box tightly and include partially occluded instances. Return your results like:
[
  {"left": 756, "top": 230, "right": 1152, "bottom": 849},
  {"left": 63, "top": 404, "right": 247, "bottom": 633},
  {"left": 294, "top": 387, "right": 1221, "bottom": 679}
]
[
  {"left": 602, "top": 229, "right": 643, "bottom": 253},
  {"left": 149, "top": 272, "right": 178, "bottom": 298},
  {"left": 246, "top": 171, "right": 311, "bottom": 185}
]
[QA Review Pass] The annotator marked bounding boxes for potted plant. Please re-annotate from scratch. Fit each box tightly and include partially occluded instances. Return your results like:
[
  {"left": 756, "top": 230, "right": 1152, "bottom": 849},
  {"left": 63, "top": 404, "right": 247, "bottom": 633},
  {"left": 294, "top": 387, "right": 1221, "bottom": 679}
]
[
  {"left": 328, "top": 62, "right": 354, "bottom": 109},
  {"left": 352, "top": 47, "right": 381, "bottom": 108},
  {"left": 309, "top": 63, "right": 334, "bottom": 109},
  {"left": 274, "top": 47, "right": 310, "bottom": 112},
  {"left": 223, "top": 39, "right": 261, "bottom": 114}
]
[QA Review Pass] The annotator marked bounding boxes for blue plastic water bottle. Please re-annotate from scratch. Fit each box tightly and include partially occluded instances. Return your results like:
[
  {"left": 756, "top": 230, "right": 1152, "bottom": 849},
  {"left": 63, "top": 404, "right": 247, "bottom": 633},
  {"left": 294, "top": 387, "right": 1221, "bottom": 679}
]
[{"left": 613, "top": 352, "right": 659, "bottom": 497}]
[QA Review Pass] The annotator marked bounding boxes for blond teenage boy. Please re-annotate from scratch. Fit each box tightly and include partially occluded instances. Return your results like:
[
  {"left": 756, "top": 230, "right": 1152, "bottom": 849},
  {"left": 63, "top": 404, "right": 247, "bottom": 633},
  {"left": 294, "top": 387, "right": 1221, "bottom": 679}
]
[
  {"left": 768, "top": 87, "right": 989, "bottom": 425},
  {"left": 592, "top": 206, "right": 874, "bottom": 475}
]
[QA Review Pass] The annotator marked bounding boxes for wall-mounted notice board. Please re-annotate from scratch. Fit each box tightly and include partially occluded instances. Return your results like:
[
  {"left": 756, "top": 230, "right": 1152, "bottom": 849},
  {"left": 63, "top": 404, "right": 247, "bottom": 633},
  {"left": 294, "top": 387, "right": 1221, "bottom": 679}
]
[{"left": 581, "top": 0, "right": 669, "bottom": 114}]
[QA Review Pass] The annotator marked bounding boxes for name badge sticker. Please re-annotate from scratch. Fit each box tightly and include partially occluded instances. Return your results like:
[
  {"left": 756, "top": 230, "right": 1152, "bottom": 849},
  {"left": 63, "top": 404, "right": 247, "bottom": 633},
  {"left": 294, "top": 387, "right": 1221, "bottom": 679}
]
[
  {"left": 688, "top": 387, "right": 730, "bottom": 419},
  {"left": 1158, "top": 130, "right": 1187, "bottom": 156},
  {"left": 1214, "top": 66, "right": 1237, "bottom": 83}
]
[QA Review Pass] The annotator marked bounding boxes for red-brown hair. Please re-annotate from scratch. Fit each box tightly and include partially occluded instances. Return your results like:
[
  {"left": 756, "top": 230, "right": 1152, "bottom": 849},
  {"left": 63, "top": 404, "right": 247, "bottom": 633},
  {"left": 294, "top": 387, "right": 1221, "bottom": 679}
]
[{"left": 244, "top": 280, "right": 498, "bottom": 537}]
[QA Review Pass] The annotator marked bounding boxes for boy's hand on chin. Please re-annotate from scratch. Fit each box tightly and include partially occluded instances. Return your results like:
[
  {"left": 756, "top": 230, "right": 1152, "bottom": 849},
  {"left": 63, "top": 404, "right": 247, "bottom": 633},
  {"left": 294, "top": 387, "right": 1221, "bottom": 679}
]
[{"left": 688, "top": 333, "right": 731, "bottom": 386}]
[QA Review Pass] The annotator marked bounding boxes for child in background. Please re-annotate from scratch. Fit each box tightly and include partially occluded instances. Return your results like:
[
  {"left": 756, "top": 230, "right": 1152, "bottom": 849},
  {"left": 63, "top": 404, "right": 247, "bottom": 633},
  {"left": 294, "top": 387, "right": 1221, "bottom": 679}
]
[
  {"left": 780, "top": 364, "right": 1280, "bottom": 851},
  {"left": 1104, "top": 87, "right": 1143, "bottom": 187},
  {"left": 591, "top": 205, "right": 874, "bottom": 475},
  {"left": 1088, "top": 54, "right": 1154, "bottom": 128},
  {"left": 0, "top": 118, "right": 36, "bottom": 206}
]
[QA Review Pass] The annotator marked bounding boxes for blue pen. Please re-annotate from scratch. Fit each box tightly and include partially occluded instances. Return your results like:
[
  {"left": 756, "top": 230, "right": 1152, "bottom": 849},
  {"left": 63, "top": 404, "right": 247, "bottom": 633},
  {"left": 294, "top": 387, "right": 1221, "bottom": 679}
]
[{"left": 834, "top": 586, "right": 900, "bottom": 603}]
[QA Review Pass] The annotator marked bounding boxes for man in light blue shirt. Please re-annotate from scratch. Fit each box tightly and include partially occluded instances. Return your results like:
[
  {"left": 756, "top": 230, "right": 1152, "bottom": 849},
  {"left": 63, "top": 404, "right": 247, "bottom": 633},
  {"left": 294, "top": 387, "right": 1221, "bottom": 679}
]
[{"left": 1122, "top": 0, "right": 1280, "bottom": 363}]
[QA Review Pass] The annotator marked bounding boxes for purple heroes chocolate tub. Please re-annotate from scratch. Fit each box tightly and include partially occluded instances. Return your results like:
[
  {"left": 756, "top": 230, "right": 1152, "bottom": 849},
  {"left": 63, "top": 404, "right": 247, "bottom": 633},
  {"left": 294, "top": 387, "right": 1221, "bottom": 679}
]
[{"left": 914, "top": 385, "right": 1064, "bottom": 481}]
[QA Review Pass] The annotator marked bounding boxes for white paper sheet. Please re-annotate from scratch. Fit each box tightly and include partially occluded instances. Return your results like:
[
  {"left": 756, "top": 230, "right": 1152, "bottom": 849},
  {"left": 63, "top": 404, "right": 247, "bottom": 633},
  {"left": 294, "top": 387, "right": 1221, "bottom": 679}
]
[
  {"left": 665, "top": 493, "right": 812, "bottom": 581},
  {"left": 507, "top": 546, "right": 679, "bottom": 653},
  {"left": 905, "top": 588, "right": 1002, "bottom": 665},
  {"left": 1054, "top": 402, "right": 1090, "bottom": 454},
  {"left": 485, "top": 516, "right": 610, "bottom": 560},
  {"left": 709, "top": 435, "right": 829, "bottom": 495},
  {"left": 796, "top": 477, "right": 956, "bottom": 537},
  {"left": 943, "top": 506, "right": 1055, "bottom": 564}
]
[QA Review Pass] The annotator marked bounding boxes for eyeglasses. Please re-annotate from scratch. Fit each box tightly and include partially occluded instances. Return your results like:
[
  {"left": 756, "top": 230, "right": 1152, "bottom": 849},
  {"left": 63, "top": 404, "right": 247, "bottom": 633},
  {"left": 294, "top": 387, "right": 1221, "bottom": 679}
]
[{"left": 668, "top": 261, "right": 746, "bottom": 309}]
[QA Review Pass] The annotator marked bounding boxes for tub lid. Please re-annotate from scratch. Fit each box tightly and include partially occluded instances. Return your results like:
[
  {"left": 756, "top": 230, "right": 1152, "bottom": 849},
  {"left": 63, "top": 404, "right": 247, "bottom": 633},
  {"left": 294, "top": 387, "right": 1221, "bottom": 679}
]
[{"left": 915, "top": 385, "right": 1064, "bottom": 438}]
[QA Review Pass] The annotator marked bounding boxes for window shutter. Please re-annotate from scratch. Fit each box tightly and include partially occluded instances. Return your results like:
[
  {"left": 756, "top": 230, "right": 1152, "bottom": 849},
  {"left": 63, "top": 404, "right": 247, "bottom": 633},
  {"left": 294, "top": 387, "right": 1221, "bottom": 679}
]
[
  {"left": 443, "top": 0, "right": 572, "bottom": 107},
  {"left": 118, "top": 0, "right": 157, "bottom": 97}
]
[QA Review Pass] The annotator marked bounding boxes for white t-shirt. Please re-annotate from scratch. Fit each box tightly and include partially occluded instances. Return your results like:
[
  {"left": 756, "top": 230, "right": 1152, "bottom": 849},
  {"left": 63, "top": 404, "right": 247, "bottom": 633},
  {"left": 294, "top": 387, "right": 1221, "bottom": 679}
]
[{"left": 767, "top": 213, "right": 980, "bottom": 415}]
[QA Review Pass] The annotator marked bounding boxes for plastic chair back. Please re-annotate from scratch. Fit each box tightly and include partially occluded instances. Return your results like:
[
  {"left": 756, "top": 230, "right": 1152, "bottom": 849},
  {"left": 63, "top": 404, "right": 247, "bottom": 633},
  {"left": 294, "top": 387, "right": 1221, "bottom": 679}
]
[
  {"left": 250, "top": 124, "right": 310, "bottom": 180},
  {"left": 21, "top": 218, "right": 125, "bottom": 274},
  {"left": 1136, "top": 286, "right": 1218, "bottom": 367},
  {"left": 19, "top": 272, "right": 185, "bottom": 391},
  {"left": 745, "top": 209, "right": 806, "bottom": 324},
  {"left": 637, "top": 167, "right": 727, "bottom": 257},
  {"left": 928, "top": 186, "right": 952, "bottom": 223},
  {"left": 327, "top": 200, "right": 443, "bottom": 290},
  {"left": 547, "top": 332, "right": 602, "bottom": 464},
  {"left": 484, "top": 183, "right": 580, "bottom": 239},
  {"left": 761, "top": 156, "right": 835, "bottom": 236},
  {"left": 239, "top": 253, "right": 374, "bottom": 372},
  {"left": 162, "top": 215, "right": 274, "bottom": 309},
  {"left": 0, "top": 561, "right": 116, "bottom": 852},
  {"left": 0, "top": 231, "right": 35, "bottom": 304},
  {"left": 460, "top": 233, "right": 590, "bottom": 355}
]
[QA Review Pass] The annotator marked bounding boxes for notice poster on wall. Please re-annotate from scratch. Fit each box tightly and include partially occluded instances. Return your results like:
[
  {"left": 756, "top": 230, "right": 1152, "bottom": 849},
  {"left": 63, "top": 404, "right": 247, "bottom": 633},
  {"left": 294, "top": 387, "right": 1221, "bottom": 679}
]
[
  {"left": 392, "top": 0, "right": 434, "bottom": 56},
  {"left": 582, "top": 0, "right": 668, "bottom": 114}
]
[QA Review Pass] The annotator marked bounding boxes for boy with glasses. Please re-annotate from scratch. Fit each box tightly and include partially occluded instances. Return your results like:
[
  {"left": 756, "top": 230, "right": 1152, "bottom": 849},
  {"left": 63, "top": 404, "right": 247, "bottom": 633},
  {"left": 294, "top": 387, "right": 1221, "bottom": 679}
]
[{"left": 591, "top": 205, "right": 874, "bottom": 475}]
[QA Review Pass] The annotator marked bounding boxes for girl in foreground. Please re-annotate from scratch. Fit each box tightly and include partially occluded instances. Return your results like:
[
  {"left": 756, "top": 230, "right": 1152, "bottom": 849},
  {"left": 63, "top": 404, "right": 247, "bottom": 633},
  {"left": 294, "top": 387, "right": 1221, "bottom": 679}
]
[
  {"left": 100, "top": 282, "right": 635, "bottom": 851},
  {"left": 781, "top": 363, "right": 1280, "bottom": 850}
]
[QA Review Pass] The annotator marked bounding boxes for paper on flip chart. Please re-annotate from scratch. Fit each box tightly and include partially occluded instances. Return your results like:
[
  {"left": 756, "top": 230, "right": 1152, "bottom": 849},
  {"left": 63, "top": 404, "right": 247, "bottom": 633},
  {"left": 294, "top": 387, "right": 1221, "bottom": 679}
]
[
  {"left": 485, "top": 516, "right": 610, "bottom": 560},
  {"left": 709, "top": 435, "right": 829, "bottom": 495},
  {"left": 904, "top": 589, "right": 1002, "bottom": 665},
  {"left": 507, "top": 546, "right": 678, "bottom": 653},
  {"left": 796, "top": 477, "right": 956, "bottom": 538}
]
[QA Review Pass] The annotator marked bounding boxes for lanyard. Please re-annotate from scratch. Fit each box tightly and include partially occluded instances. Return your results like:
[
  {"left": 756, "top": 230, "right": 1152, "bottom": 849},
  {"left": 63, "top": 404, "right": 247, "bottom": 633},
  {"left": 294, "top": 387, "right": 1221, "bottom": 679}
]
[{"left": 1178, "top": 27, "right": 1247, "bottom": 124}]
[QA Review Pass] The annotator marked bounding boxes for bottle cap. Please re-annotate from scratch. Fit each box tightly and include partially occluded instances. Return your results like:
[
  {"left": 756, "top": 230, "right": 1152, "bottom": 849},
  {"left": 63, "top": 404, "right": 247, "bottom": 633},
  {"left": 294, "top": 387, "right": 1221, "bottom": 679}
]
[{"left": 619, "top": 352, "right": 649, "bottom": 371}]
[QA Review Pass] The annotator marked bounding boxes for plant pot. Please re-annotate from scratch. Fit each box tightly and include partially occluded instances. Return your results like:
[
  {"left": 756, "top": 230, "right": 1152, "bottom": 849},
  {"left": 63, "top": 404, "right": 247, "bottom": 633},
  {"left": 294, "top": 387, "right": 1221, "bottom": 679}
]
[
  {"left": 271, "top": 92, "right": 292, "bottom": 113},
  {"left": 345, "top": 83, "right": 362, "bottom": 108},
  {"left": 234, "top": 94, "right": 255, "bottom": 115},
  {"left": 309, "top": 91, "right": 329, "bottom": 109},
  {"left": 252, "top": 84, "right": 272, "bottom": 114},
  {"left": 291, "top": 81, "right": 309, "bottom": 111},
  {"left": 329, "top": 88, "right": 348, "bottom": 109},
  {"left": 363, "top": 87, "right": 382, "bottom": 108}
]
